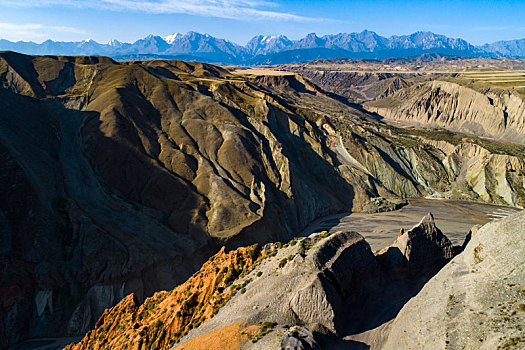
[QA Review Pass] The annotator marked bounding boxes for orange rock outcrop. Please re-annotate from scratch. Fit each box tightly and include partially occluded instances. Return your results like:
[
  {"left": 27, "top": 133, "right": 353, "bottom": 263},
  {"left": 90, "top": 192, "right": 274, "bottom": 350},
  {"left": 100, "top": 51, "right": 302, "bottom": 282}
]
[{"left": 65, "top": 244, "right": 263, "bottom": 350}]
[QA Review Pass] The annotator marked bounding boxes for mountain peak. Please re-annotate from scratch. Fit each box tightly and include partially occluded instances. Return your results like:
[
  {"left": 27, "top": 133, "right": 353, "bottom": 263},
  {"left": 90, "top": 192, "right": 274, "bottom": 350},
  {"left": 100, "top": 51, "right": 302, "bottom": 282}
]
[
  {"left": 245, "top": 34, "right": 293, "bottom": 56},
  {"left": 0, "top": 30, "right": 523, "bottom": 63},
  {"left": 163, "top": 33, "right": 182, "bottom": 44},
  {"left": 108, "top": 39, "right": 122, "bottom": 47}
]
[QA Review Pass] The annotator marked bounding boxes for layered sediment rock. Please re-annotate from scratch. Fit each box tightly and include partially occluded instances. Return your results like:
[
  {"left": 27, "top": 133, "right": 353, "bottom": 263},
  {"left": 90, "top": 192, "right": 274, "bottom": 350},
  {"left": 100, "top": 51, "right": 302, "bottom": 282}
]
[
  {"left": 67, "top": 213, "right": 464, "bottom": 349},
  {"left": 1, "top": 51, "right": 524, "bottom": 348},
  {"left": 65, "top": 245, "right": 263, "bottom": 350},
  {"left": 280, "top": 69, "right": 413, "bottom": 103},
  {"left": 67, "top": 230, "right": 384, "bottom": 349},
  {"left": 184, "top": 231, "right": 383, "bottom": 338},
  {"left": 366, "top": 80, "right": 525, "bottom": 144},
  {"left": 337, "top": 126, "right": 525, "bottom": 208}
]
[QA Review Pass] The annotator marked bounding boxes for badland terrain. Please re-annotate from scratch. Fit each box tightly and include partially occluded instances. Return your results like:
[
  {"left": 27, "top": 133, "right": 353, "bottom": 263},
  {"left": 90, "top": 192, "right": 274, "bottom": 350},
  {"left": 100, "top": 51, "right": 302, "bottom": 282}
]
[{"left": 0, "top": 51, "right": 524, "bottom": 349}]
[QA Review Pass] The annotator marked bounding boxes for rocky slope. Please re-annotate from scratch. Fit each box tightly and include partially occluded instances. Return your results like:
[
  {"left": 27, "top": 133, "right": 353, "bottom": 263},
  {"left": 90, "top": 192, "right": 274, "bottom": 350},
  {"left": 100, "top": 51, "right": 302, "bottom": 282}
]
[
  {"left": 350, "top": 210, "right": 525, "bottom": 349},
  {"left": 66, "top": 213, "right": 459, "bottom": 350},
  {"left": 0, "top": 52, "right": 364, "bottom": 348},
  {"left": 275, "top": 55, "right": 525, "bottom": 101},
  {"left": 333, "top": 119, "right": 525, "bottom": 208},
  {"left": 365, "top": 80, "right": 525, "bottom": 144},
  {"left": 278, "top": 57, "right": 525, "bottom": 142},
  {"left": 282, "top": 69, "right": 415, "bottom": 103},
  {"left": 240, "top": 69, "right": 525, "bottom": 208},
  {"left": 66, "top": 231, "right": 382, "bottom": 350},
  {"left": 64, "top": 245, "right": 263, "bottom": 350},
  {"left": 1, "top": 52, "right": 525, "bottom": 348}
]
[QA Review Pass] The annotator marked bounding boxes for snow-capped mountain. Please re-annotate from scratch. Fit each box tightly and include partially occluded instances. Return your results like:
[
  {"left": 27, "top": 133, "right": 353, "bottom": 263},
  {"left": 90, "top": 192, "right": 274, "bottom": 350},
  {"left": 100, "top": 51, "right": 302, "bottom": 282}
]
[
  {"left": 245, "top": 35, "right": 293, "bottom": 56},
  {"left": 163, "top": 33, "right": 182, "bottom": 44},
  {"left": 127, "top": 35, "right": 170, "bottom": 54},
  {"left": 0, "top": 30, "right": 523, "bottom": 64},
  {"left": 108, "top": 39, "right": 124, "bottom": 47},
  {"left": 163, "top": 31, "right": 243, "bottom": 57}
]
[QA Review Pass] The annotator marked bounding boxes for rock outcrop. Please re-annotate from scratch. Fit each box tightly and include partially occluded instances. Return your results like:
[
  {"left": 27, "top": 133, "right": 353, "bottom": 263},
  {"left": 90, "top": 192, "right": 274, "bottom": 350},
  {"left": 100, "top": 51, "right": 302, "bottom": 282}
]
[
  {"left": 376, "top": 213, "right": 454, "bottom": 271},
  {"left": 65, "top": 245, "right": 263, "bottom": 350},
  {"left": 180, "top": 231, "right": 383, "bottom": 340},
  {"left": 281, "top": 326, "right": 320, "bottom": 350},
  {"left": 361, "top": 197, "right": 407, "bottom": 213},
  {"left": 67, "top": 213, "right": 464, "bottom": 350},
  {"left": 337, "top": 123, "right": 525, "bottom": 208},
  {"left": 379, "top": 210, "right": 525, "bottom": 350},
  {"left": 66, "top": 230, "right": 384, "bottom": 349},
  {"left": 1, "top": 51, "right": 525, "bottom": 348},
  {"left": 176, "top": 214, "right": 462, "bottom": 348},
  {"left": 365, "top": 80, "right": 525, "bottom": 144}
]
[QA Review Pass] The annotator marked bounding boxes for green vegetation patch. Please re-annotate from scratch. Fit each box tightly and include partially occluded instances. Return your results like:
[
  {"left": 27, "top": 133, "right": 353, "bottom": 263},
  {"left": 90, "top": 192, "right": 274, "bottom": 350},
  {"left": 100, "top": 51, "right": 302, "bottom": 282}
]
[
  {"left": 319, "top": 231, "right": 330, "bottom": 238},
  {"left": 499, "top": 336, "right": 525, "bottom": 350},
  {"left": 251, "top": 321, "right": 278, "bottom": 343}
]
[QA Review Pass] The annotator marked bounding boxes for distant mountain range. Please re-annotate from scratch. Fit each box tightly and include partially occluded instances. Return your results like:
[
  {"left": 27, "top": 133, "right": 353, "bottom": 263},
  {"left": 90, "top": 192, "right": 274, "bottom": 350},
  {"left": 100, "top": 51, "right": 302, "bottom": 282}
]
[{"left": 1, "top": 30, "right": 524, "bottom": 65}]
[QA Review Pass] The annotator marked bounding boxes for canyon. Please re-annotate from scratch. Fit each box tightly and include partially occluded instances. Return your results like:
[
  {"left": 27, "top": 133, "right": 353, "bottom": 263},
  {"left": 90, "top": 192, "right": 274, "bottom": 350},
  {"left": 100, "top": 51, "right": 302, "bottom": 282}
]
[
  {"left": 0, "top": 52, "right": 524, "bottom": 349},
  {"left": 65, "top": 210, "right": 525, "bottom": 349}
]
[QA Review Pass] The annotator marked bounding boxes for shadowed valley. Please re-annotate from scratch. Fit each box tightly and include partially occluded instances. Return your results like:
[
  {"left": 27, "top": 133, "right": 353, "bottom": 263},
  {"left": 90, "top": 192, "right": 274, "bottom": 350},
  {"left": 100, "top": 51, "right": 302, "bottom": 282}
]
[{"left": 0, "top": 52, "right": 524, "bottom": 349}]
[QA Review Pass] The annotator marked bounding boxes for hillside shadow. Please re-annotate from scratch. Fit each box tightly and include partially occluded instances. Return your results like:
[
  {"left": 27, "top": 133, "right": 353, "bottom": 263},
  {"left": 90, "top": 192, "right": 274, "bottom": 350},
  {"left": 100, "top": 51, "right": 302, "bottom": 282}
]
[
  {"left": 341, "top": 267, "right": 440, "bottom": 338},
  {"left": 0, "top": 87, "right": 225, "bottom": 345},
  {"left": 314, "top": 333, "right": 371, "bottom": 350}
]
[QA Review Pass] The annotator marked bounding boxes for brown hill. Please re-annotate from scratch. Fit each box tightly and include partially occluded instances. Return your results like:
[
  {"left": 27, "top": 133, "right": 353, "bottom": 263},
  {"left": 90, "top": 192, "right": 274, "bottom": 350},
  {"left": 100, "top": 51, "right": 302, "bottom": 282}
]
[
  {"left": 1, "top": 52, "right": 524, "bottom": 348},
  {"left": 348, "top": 211, "right": 525, "bottom": 349},
  {"left": 0, "top": 52, "right": 363, "bottom": 347},
  {"left": 274, "top": 57, "right": 525, "bottom": 143}
]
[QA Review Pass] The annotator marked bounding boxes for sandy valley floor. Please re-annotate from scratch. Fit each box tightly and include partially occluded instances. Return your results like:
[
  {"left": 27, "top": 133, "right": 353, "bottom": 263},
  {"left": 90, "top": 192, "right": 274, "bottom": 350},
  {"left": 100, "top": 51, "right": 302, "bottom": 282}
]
[{"left": 301, "top": 198, "right": 521, "bottom": 251}]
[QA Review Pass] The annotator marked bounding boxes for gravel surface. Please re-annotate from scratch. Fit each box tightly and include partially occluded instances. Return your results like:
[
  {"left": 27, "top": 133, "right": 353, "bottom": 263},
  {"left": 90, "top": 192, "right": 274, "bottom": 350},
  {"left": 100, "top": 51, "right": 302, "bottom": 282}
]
[{"left": 301, "top": 198, "right": 520, "bottom": 251}]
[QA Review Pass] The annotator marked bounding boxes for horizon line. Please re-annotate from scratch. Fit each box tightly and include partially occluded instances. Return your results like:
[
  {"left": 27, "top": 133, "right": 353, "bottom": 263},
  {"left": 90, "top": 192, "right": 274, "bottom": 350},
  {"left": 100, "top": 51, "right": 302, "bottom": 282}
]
[{"left": 1, "top": 29, "right": 524, "bottom": 47}]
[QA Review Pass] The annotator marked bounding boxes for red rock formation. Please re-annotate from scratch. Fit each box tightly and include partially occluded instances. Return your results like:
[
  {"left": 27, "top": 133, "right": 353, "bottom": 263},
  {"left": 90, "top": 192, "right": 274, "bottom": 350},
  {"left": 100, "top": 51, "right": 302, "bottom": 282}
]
[{"left": 65, "top": 245, "right": 263, "bottom": 350}]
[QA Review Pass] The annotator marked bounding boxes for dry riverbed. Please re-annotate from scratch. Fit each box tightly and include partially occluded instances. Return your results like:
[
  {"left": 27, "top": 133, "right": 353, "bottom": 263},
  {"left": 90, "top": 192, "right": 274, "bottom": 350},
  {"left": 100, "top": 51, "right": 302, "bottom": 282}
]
[{"left": 301, "top": 198, "right": 521, "bottom": 252}]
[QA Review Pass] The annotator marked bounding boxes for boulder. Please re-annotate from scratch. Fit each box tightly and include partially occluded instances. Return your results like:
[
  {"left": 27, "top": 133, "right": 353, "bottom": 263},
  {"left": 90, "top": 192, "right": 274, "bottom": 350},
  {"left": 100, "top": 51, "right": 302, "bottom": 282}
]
[
  {"left": 361, "top": 197, "right": 407, "bottom": 214},
  {"left": 281, "top": 326, "right": 320, "bottom": 350}
]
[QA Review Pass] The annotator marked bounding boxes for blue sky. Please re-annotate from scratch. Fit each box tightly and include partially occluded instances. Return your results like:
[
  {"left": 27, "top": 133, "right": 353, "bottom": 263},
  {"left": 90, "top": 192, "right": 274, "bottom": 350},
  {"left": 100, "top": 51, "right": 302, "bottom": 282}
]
[{"left": 0, "top": 0, "right": 524, "bottom": 45}]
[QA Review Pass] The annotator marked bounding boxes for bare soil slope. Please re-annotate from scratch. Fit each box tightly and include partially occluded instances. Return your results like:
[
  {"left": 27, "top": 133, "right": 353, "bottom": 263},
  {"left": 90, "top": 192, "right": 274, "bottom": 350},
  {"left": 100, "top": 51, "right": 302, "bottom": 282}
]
[{"left": 1, "top": 52, "right": 524, "bottom": 348}]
